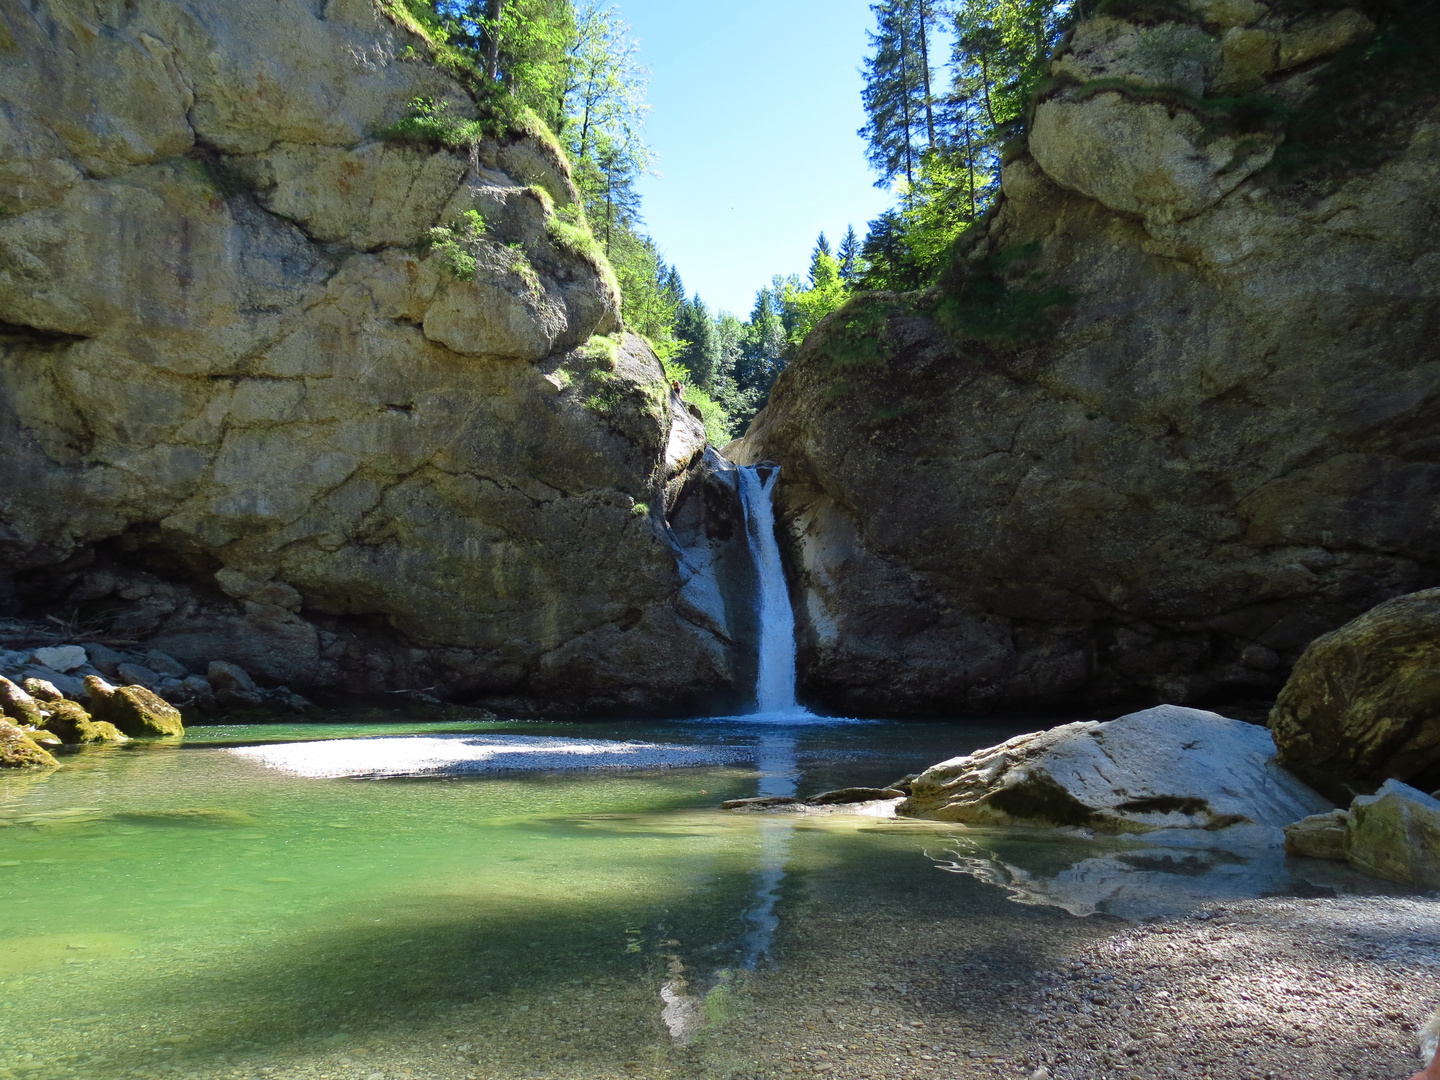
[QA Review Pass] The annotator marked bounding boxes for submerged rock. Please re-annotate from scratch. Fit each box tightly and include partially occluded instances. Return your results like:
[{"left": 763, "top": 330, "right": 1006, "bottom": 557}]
[
  {"left": 0, "top": 718, "right": 59, "bottom": 769},
  {"left": 721, "top": 796, "right": 802, "bottom": 811},
  {"left": 806, "top": 787, "right": 906, "bottom": 805},
  {"left": 1270, "top": 589, "right": 1440, "bottom": 803},
  {"left": 899, "top": 705, "right": 1332, "bottom": 840},
  {"left": 85, "top": 677, "right": 184, "bottom": 738},
  {"left": 111, "top": 809, "right": 258, "bottom": 827}
]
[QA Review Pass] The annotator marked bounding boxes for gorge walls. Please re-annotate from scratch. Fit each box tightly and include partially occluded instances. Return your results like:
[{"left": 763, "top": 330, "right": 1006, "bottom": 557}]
[
  {"left": 0, "top": 0, "right": 745, "bottom": 713},
  {"left": 733, "top": 1, "right": 1440, "bottom": 716}
]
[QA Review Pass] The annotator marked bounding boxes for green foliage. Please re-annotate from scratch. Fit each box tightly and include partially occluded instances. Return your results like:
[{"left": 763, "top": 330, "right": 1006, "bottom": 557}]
[
  {"left": 546, "top": 204, "right": 621, "bottom": 298},
  {"left": 582, "top": 369, "right": 628, "bottom": 416},
  {"left": 927, "top": 242, "right": 1074, "bottom": 343},
  {"left": 782, "top": 249, "right": 850, "bottom": 345},
  {"left": 386, "top": 97, "right": 490, "bottom": 152},
  {"left": 856, "top": 0, "right": 1071, "bottom": 295},
  {"left": 655, "top": 346, "right": 736, "bottom": 446},
  {"left": 608, "top": 230, "right": 679, "bottom": 340},
  {"left": 425, "top": 209, "right": 488, "bottom": 280}
]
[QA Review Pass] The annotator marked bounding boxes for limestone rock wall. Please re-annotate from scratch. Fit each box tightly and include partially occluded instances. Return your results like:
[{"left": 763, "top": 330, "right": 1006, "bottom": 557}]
[
  {"left": 734, "top": 2, "right": 1440, "bottom": 716},
  {"left": 0, "top": 0, "right": 740, "bottom": 713}
]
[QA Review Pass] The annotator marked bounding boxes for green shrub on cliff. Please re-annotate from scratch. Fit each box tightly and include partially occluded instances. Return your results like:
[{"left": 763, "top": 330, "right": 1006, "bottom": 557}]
[
  {"left": 425, "top": 210, "right": 487, "bottom": 281},
  {"left": 387, "top": 97, "right": 489, "bottom": 152}
]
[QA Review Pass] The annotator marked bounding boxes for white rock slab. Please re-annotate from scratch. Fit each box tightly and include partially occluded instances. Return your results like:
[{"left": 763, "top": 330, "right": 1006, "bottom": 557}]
[
  {"left": 228, "top": 734, "right": 737, "bottom": 779},
  {"left": 31, "top": 646, "right": 87, "bottom": 673},
  {"left": 900, "top": 704, "right": 1333, "bottom": 842}
]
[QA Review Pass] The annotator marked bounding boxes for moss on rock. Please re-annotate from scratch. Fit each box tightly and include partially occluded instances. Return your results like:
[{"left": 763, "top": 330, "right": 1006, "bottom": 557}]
[
  {"left": 39, "top": 700, "right": 128, "bottom": 745},
  {"left": 85, "top": 677, "right": 184, "bottom": 738},
  {"left": 0, "top": 718, "right": 59, "bottom": 768},
  {"left": 0, "top": 677, "right": 44, "bottom": 727}
]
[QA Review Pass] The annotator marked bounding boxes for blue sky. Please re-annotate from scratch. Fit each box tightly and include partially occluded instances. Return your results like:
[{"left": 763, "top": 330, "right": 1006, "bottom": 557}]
[{"left": 619, "top": 0, "right": 897, "bottom": 317}]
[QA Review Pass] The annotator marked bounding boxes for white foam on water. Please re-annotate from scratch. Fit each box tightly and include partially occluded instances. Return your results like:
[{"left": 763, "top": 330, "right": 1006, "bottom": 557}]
[{"left": 227, "top": 734, "right": 735, "bottom": 779}]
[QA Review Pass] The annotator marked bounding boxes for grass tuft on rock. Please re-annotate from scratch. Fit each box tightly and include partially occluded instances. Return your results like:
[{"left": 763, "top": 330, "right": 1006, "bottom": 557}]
[{"left": 425, "top": 209, "right": 487, "bottom": 282}]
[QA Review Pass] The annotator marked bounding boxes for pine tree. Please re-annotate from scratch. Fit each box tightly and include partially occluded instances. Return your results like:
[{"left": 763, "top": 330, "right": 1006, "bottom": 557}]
[
  {"left": 859, "top": 0, "right": 935, "bottom": 195},
  {"left": 808, "top": 232, "right": 833, "bottom": 286},
  {"left": 675, "top": 296, "right": 720, "bottom": 389},
  {"left": 738, "top": 288, "right": 788, "bottom": 398},
  {"left": 587, "top": 131, "right": 643, "bottom": 252},
  {"left": 837, "top": 225, "right": 861, "bottom": 284}
]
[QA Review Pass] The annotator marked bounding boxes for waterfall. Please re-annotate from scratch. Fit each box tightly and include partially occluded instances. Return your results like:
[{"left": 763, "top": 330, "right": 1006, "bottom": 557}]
[{"left": 736, "top": 465, "right": 803, "bottom": 716}]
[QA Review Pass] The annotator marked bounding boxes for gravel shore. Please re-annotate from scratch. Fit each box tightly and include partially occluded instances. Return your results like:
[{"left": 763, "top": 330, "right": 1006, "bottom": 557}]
[{"left": 694, "top": 893, "right": 1440, "bottom": 1080}]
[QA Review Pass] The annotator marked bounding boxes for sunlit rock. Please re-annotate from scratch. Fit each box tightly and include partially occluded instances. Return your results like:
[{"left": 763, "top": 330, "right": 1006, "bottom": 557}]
[
  {"left": 0, "top": 718, "right": 59, "bottom": 769},
  {"left": 899, "top": 705, "right": 1332, "bottom": 842}
]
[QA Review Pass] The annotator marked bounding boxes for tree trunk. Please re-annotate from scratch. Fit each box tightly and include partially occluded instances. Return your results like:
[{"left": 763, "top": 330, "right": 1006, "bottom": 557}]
[
  {"left": 962, "top": 101, "right": 976, "bottom": 220},
  {"left": 917, "top": 0, "right": 937, "bottom": 151},
  {"left": 899, "top": 6, "right": 914, "bottom": 196},
  {"left": 483, "top": 0, "right": 503, "bottom": 82},
  {"left": 979, "top": 46, "right": 999, "bottom": 130}
]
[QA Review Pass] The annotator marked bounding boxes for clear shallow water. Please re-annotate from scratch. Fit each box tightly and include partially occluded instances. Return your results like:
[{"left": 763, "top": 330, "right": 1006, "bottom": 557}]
[{"left": 0, "top": 715, "right": 1389, "bottom": 1080}]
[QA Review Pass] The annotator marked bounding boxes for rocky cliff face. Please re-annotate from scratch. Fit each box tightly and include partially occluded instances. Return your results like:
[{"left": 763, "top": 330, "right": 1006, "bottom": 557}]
[
  {"left": 734, "top": 1, "right": 1440, "bottom": 716},
  {"left": 0, "top": 0, "right": 743, "bottom": 713}
]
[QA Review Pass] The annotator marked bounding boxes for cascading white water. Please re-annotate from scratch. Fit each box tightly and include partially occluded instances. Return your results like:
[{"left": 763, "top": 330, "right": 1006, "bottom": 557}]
[{"left": 736, "top": 465, "right": 803, "bottom": 715}]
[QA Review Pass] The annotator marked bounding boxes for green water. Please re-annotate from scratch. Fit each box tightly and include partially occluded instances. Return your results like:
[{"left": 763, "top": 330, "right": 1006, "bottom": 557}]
[{"left": 0, "top": 716, "right": 1343, "bottom": 1080}]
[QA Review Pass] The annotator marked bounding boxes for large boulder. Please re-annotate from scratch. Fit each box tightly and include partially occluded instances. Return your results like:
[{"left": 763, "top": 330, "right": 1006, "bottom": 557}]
[
  {"left": 899, "top": 705, "right": 1333, "bottom": 839},
  {"left": 0, "top": 0, "right": 740, "bottom": 714},
  {"left": 731, "top": 3, "right": 1440, "bottom": 717},
  {"left": 1269, "top": 589, "right": 1440, "bottom": 803},
  {"left": 1344, "top": 779, "right": 1440, "bottom": 889},
  {"left": 85, "top": 676, "right": 184, "bottom": 738}
]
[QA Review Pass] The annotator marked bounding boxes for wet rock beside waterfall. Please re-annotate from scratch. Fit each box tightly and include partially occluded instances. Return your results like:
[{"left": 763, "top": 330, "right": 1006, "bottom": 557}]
[
  {"left": 84, "top": 676, "right": 184, "bottom": 738},
  {"left": 0, "top": 718, "right": 59, "bottom": 768},
  {"left": 899, "top": 705, "right": 1333, "bottom": 841},
  {"left": 1285, "top": 780, "right": 1440, "bottom": 889}
]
